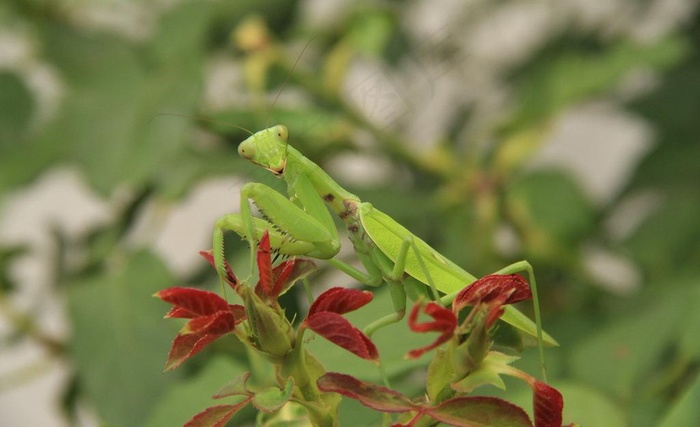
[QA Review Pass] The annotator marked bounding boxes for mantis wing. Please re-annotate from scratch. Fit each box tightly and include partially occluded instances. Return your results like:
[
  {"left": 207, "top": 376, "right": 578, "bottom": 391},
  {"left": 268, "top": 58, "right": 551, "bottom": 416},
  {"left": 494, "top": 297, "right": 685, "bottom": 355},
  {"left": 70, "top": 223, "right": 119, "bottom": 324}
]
[{"left": 359, "top": 203, "right": 557, "bottom": 345}]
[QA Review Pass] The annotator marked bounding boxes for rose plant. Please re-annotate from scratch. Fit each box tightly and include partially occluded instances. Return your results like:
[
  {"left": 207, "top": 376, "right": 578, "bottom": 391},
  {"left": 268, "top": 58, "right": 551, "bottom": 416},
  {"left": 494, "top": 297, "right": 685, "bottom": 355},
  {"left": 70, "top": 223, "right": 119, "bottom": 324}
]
[{"left": 155, "top": 232, "right": 574, "bottom": 426}]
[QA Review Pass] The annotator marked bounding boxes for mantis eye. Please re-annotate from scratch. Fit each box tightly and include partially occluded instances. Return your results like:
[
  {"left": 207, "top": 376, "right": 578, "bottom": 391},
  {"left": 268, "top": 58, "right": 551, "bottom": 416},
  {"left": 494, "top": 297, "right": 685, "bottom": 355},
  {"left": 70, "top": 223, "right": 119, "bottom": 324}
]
[
  {"left": 275, "top": 125, "right": 289, "bottom": 142},
  {"left": 238, "top": 141, "right": 255, "bottom": 159}
]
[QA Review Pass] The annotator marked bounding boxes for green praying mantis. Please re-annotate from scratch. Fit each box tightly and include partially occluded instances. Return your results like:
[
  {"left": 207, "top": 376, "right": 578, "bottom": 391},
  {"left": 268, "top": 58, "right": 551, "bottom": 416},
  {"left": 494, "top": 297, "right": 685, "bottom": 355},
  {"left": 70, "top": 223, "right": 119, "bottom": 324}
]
[{"left": 212, "top": 125, "right": 555, "bottom": 368}]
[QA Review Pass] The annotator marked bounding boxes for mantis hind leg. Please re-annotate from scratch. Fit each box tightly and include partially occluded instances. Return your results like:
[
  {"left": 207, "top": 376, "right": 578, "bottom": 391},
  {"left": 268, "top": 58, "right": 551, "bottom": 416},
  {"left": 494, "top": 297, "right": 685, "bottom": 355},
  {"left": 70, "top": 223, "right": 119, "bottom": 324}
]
[{"left": 491, "top": 261, "right": 547, "bottom": 381}]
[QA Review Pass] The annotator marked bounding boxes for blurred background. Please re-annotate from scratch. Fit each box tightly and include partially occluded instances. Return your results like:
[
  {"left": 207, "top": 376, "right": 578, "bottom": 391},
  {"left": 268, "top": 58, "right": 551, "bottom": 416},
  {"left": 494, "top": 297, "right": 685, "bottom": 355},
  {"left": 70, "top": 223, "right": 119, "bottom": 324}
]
[{"left": 1, "top": 0, "right": 699, "bottom": 426}]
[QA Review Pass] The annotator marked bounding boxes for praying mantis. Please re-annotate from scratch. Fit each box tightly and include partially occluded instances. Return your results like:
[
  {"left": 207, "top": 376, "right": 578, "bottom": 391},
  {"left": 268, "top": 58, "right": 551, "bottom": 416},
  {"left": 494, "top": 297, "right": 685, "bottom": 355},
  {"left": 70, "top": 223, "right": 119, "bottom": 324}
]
[{"left": 212, "top": 125, "right": 556, "bottom": 361}]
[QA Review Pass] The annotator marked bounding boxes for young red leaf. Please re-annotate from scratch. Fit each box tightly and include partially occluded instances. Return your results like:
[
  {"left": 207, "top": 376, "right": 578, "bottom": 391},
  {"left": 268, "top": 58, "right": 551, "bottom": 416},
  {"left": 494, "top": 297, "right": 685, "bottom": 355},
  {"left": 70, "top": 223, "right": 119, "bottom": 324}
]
[
  {"left": 256, "top": 231, "right": 275, "bottom": 297},
  {"left": 155, "top": 287, "right": 230, "bottom": 316},
  {"left": 164, "top": 333, "right": 220, "bottom": 371},
  {"left": 181, "top": 311, "right": 237, "bottom": 336},
  {"left": 453, "top": 274, "right": 531, "bottom": 313},
  {"left": 532, "top": 380, "right": 564, "bottom": 427},
  {"left": 199, "top": 250, "right": 238, "bottom": 288},
  {"left": 304, "top": 311, "right": 378, "bottom": 360},
  {"left": 406, "top": 301, "right": 456, "bottom": 359},
  {"left": 229, "top": 304, "right": 246, "bottom": 323},
  {"left": 270, "top": 258, "right": 317, "bottom": 298},
  {"left": 317, "top": 373, "right": 416, "bottom": 413},
  {"left": 164, "top": 306, "right": 199, "bottom": 319},
  {"left": 183, "top": 399, "right": 251, "bottom": 427},
  {"left": 308, "top": 287, "right": 373, "bottom": 316},
  {"left": 427, "top": 396, "right": 534, "bottom": 427}
]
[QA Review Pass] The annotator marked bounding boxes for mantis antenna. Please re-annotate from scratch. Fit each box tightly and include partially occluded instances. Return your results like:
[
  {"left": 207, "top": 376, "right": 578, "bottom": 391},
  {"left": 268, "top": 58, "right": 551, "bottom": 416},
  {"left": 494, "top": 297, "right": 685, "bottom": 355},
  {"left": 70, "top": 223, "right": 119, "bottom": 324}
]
[
  {"left": 153, "top": 113, "right": 254, "bottom": 136},
  {"left": 265, "top": 39, "right": 317, "bottom": 162}
]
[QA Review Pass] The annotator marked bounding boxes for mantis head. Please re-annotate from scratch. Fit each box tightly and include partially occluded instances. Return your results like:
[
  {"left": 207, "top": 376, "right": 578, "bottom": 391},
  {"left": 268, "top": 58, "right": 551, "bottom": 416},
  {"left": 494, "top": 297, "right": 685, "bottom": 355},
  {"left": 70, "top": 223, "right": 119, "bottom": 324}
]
[{"left": 238, "top": 125, "right": 289, "bottom": 175}]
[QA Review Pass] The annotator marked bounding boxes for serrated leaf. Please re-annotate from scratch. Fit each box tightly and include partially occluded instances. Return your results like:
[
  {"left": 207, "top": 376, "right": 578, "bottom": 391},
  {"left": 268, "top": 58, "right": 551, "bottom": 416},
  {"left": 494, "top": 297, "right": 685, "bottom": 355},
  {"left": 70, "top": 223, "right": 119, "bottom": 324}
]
[
  {"left": 183, "top": 401, "right": 250, "bottom": 427},
  {"left": 305, "top": 311, "right": 378, "bottom": 360},
  {"left": 451, "top": 352, "right": 519, "bottom": 393},
  {"left": 251, "top": 378, "right": 294, "bottom": 413},
  {"left": 156, "top": 287, "right": 231, "bottom": 316},
  {"left": 532, "top": 380, "right": 564, "bottom": 427},
  {"left": 317, "top": 373, "right": 415, "bottom": 413},
  {"left": 308, "top": 287, "right": 374, "bottom": 316},
  {"left": 213, "top": 372, "right": 252, "bottom": 399},
  {"left": 428, "top": 396, "right": 533, "bottom": 427}
]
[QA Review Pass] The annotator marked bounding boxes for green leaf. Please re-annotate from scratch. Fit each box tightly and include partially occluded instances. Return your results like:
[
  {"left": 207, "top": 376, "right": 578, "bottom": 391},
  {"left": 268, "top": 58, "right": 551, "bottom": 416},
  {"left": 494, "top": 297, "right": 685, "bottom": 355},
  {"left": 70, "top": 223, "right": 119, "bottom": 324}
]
[
  {"left": 657, "top": 372, "right": 700, "bottom": 427},
  {"left": 506, "top": 170, "right": 594, "bottom": 257},
  {"left": 28, "top": 3, "right": 212, "bottom": 196},
  {"left": 511, "top": 36, "right": 689, "bottom": 128},
  {"left": 144, "top": 357, "right": 250, "bottom": 427},
  {"left": 67, "top": 250, "right": 180, "bottom": 426},
  {"left": 678, "top": 283, "right": 700, "bottom": 359},
  {"left": 251, "top": 377, "right": 294, "bottom": 413},
  {"left": 0, "top": 70, "right": 34, "bottom": 145},
  {"left": 0, "top": 70, "right": 43, "bottom": 192},
  {"left": 570, "top": 292, "right": 683, "bottom": 400},
  {"left": 451, "top": 352, "right": 519, "bottom": 394},
  {"left": 213, "top": 372, "right": 252, "bottom": 399},
  {"left": 623, "top": 193, "right": 700, "bottom": 278}
]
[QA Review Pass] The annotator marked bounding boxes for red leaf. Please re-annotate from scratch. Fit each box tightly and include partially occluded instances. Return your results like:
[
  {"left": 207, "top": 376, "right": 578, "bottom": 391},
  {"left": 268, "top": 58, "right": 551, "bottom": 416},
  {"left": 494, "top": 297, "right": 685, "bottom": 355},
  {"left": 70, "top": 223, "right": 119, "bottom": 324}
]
[
  {"left": 181, "top": 311, "right": 236, "bottom": 335},
  {"left": 229, "top": 304, "right": 247, "bottom": 323},
  {"left": 270, "top": 259, "right": 317, "bottom": 298},
  {"left": 305, "top": 312, "right": 378, "bottom": 360},
  {"left": 199, "top": 250, "right": 238, "bottom": 288},
  {"left": 164, "top": 333, "right": 220, "bottom": 371},
  {"left": 317, "top": 373, "right": 415, "bottom": 413},
  {"left": 256, "top": 231, "right": 274, "bottom": 297},
  {"left": 532, "top": 381, "right": 564, "bottom": 427},
  {"left": 155, "top": 287, "right": 229, "bottom": 316},
  {"left": 427, "top": 396, "right": 534, "bottom": 427},
  {"left": 164, "top": 306, "right": 199, "bottom": 319},
  {"left": 406, "top": 302, "right": 456, "bottom": 359},
  {"left": 308, "top": 287, "right": 373, "bottom": 316},
  {"left": 183, "top": 400, "right": 251, "bottom": 427},
  {"left": 454, "top": 274, "right": 531, "bottom": 313}
]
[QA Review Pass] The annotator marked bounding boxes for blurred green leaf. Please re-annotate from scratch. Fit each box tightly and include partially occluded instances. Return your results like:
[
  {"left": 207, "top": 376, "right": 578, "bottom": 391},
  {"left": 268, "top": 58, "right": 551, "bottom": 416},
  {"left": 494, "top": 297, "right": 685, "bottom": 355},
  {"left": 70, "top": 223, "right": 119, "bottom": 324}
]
[
  {"left": 348, "top": 10, "right": 396, "bottom": 56},
  {"left": 623, "top": 192, "right": 700, "bottom": 278},
  {"left": 510, "top": 35, "right": 689, "bottom": 129},
  {"left": 0, "top": 71, "right": 34, "bottom": 146},
  {"left": 627, "top": 58, "right": 700, "bottom": 191},
  {"left": 67, "top": 250, "right": 180, "bottom": 426},
  {"left": 506, "top": 170, "right": 594, "bottom": 258},
  {"left": 0, "top": 71, "right": 37, "bottom": 192},
  {"left": 657, "top": 372, "right": 700, "bottom": 427},
  {"left": 24, "top": 2, "right": 213, "bottom": 196},
  {"left": 569, "top": 291, "right": 683, "bottom": 400},
  {"left": 144, "top": 356, "right": 251, "bottom": 427}
]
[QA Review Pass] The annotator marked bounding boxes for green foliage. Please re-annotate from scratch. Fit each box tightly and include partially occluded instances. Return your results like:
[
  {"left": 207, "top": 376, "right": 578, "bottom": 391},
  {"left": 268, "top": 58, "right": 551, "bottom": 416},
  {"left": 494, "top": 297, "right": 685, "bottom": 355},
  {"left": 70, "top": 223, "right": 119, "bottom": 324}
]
[{"left": 1, "top": 1, "right": 700, "bottom": 426}]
